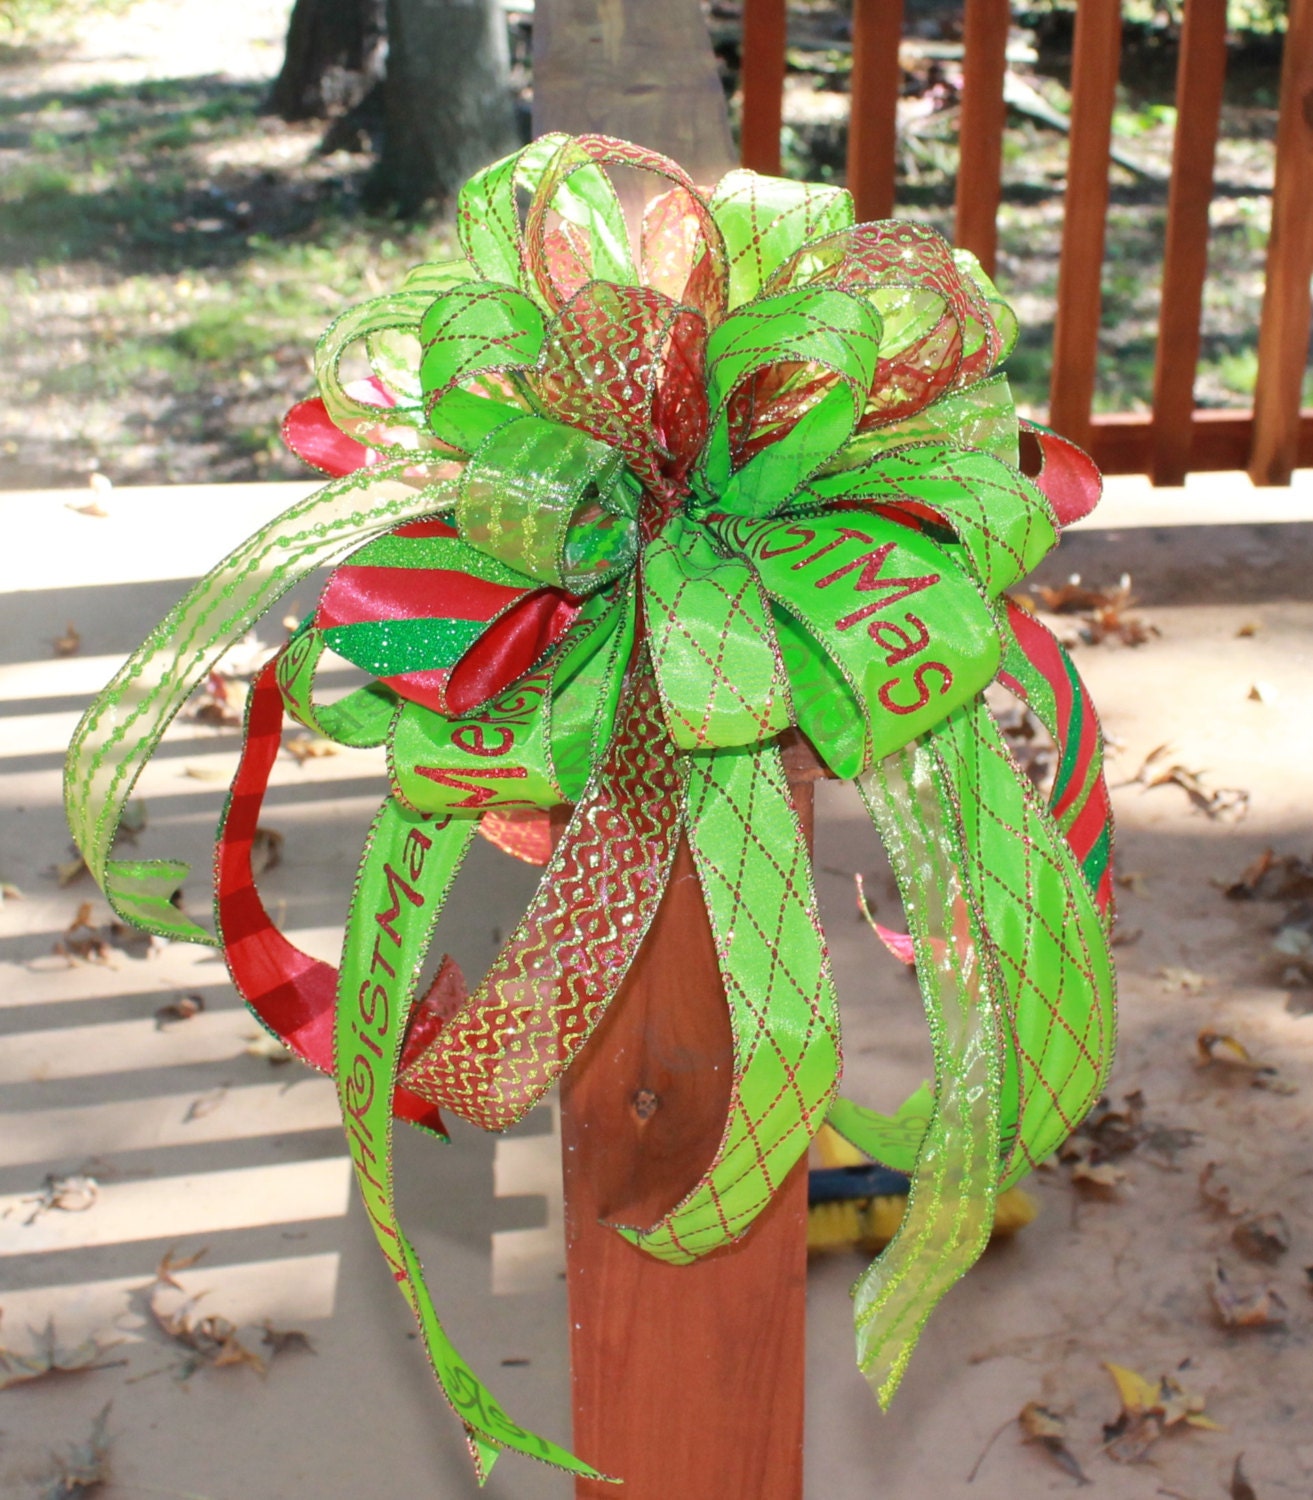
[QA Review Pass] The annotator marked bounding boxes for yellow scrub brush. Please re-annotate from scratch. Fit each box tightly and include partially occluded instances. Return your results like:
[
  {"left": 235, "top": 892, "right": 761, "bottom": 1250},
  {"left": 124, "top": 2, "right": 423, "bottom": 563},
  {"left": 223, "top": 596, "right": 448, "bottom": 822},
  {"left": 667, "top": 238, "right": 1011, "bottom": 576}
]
[{"left": 807, "top": 1124, "right": 1037, "bottom": 1255}]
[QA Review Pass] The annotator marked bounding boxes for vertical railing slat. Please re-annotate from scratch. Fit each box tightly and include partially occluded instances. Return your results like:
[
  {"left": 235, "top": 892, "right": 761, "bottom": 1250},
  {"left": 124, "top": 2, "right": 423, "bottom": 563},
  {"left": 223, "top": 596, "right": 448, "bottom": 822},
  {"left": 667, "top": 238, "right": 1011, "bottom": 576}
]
[
  {"left": 1048, "top": 0, "right": 1122, "bottom": 451},
  {"left": 739, "top": 0, "right": 788, "bottom": 175},
  {"left": 848, "top": 0, "right": 905, "bottom": 222},
  {"left": 1248, "top": 0, "right": 1313, "bottom": 486},
  {"left": 1149, "top": 0, "right": 1228, "bottom": 486},
  {"left": 953, "top": 0, "right": 1010, "bottom": 275}
]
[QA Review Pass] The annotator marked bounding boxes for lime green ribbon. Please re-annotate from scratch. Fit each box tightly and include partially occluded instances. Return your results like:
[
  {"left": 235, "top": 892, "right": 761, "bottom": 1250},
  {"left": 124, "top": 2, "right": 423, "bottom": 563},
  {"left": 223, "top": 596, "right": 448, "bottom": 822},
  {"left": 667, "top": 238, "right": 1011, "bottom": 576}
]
[{"left": 64, "top": 132, "right": 1117, "bottom": 1480}]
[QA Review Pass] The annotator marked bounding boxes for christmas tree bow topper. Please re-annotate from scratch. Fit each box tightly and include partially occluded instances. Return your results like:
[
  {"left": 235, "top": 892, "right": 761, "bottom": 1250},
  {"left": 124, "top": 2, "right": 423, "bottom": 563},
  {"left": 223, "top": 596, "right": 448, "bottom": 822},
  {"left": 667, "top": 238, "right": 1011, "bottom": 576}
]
[{"left": 65, "top": 133, "right": 1117, "bottom": 1485}]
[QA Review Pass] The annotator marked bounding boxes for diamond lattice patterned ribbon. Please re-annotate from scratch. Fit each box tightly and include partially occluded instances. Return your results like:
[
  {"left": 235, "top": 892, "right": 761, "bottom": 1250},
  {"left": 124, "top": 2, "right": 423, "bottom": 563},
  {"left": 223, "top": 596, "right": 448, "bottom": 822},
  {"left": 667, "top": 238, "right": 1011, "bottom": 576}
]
[{"left": 64, "top": 133, "right": 1118, "bottom": 1484}]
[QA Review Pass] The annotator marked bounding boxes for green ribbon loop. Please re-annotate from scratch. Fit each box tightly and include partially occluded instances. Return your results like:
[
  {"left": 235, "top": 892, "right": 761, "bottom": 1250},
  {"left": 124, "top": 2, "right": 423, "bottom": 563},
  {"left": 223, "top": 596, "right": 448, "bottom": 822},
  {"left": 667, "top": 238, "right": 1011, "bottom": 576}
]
[
  {"left": 641, "top": 515, "right": 792, "bottom": 751},
  {"left": 64, "top": 459, "right": 464, "bottom": 943},
  {"left": 276, "top": 622, "right": 396, "bottom": 748},
  {"left": 699, "top": 285, "right": 883, "bottom": 515},
  {"left": 618, "top": 734, "right": 841, "bottom": 1261},
  {"left": 801, "top": 439, "right": 1058, "bottom": 599},
  {"left": 418, "top": 281, "right": 546, "bottom": 454},
  {"left": 458, "top": 414, "right": 639, "bottom": 591}
]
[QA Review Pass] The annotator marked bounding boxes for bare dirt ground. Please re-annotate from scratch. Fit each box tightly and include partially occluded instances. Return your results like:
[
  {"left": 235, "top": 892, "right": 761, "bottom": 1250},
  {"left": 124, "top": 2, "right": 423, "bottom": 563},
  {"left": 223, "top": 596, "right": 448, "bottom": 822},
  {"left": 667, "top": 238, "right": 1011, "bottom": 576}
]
[{"left": 2, "top": 6, "right": 1312, "bottom": 1500}]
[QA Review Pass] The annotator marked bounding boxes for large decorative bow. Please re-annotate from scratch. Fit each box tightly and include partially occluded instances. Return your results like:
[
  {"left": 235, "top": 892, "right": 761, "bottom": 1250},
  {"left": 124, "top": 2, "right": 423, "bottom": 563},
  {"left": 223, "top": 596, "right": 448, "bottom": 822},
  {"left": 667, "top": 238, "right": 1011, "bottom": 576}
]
[{"left": 65, "top": 134, "right": 1116, "bottom": 1485}]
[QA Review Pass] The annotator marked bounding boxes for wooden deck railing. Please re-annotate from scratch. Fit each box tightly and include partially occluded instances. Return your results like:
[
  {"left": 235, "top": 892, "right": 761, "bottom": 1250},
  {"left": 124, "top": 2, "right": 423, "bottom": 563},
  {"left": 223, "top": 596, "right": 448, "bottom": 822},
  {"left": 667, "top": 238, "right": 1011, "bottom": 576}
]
[{"left": 738, "top": 0, "right": 1313, "bottom": 486}]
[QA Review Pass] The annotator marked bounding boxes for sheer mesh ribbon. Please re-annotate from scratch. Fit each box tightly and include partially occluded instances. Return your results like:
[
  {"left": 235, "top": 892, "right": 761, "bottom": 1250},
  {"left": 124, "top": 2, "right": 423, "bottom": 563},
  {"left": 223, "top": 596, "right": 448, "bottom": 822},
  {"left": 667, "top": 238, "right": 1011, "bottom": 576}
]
[{"left": 64, "top": 133, "right": 1117, "bottom": 1481}]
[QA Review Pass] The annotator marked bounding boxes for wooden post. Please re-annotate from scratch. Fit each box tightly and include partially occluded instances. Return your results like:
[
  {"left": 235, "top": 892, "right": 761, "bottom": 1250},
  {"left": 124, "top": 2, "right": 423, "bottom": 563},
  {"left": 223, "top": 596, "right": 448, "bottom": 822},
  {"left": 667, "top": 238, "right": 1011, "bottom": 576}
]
[
  {"left": 1149, "top": 0, "right": 1228, "bottom": 486},
  {"left": 1047, "top": 0, "right": 1122, "bottom": 450},
  {"left": 532, "top": 9, "right": 812, "bottom": 1494},
  {"left": 1248, "top": 0, "right": 1313, "bottom": 486},
  {"left": 739, "top": 0, "right": 788, "bottom": 175},
  {"left": 558, "top": 801, "right": 812, "bottom": 1498},
  {"left": 953, "top": 0, "right": 1010, "bottom": 275},
  {"left": 531, "top": 0, "right": 734, "bottom": 183},
  {"left": 848, "top": 0, "right": 905, "bottom": 222}
]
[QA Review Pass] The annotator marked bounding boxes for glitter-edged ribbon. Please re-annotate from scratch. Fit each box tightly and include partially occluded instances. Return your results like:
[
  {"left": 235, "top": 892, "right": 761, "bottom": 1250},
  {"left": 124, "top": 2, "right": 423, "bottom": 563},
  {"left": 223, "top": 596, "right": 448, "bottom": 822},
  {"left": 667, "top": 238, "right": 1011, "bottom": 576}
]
[{"left": 65, "top": 134, "right": 1117, "bottom": 1482}]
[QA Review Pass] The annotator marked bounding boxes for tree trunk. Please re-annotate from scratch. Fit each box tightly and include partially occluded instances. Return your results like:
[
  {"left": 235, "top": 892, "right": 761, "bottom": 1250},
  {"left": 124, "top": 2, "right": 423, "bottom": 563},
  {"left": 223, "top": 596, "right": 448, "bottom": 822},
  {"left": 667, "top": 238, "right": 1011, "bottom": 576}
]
[
  {"left": 267, "top": 0, "right": 387, "bottom": 122},
  {"left": 532, "top": 0, "right": 733, "bottom": 181},
  {"left": 368, "top": 0, "right": 521, "bottom": 216}
]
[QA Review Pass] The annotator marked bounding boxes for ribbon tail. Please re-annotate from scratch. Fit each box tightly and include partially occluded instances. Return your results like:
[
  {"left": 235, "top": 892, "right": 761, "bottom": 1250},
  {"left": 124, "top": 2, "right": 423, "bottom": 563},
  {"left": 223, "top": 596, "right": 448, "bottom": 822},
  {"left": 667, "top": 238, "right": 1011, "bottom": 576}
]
[
  {"left": 337, "top": 796, "right": 606, "bottom": 1481},
  {"left": 853, "top": 696, "right": 1116, "bottom": 1403},
  {"left": 854, "top": 734, "right": 1004, "bottom": 1406},
  {"left": 618, "top": 735, "right": 841, "bottom": 1263},
  {"left": 64, "top": 459, "right": 461, "bottom": 943}
]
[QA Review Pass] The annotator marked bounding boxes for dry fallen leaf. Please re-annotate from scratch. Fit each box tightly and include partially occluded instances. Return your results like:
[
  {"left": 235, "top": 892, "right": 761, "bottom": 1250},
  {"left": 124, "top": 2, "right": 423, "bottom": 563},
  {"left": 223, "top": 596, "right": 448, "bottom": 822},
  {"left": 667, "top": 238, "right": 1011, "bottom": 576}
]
[
  {"left": 283, "top": 734, "right": 339, "bottom": 764},
  {"left": 147, "top": 1260, "right": 266, "bottom": 1376},
  {"left": 1232, "top": 1211, "right": 1290, "bottom": 1264},
  {"left": 1235, "top": 621, "right": 1261, "bottom": 638},
  {"left": 182, "top": 1086, "right": 229, "bottom": 1124},
  {"left": 1196, "top": 1030, "right": 1295, "bottom": 1092},
  {"left": 1102, "top": 1361, "right": 1220, "bottom": 1463},
  {"left": 52, "top": 622, "right": 82, "bottom": 658},
  {"left": 1018, "top": 1401, "right": 1090, "bottom": 1484},
  {"left": 38, "top": 1402, "right": 112, "bottom": 1499},
  {"left": 1159, "top": 966, "right": 1209, "bottom": 994},
  {"left": 1210, "top": 1261, "right": 1288, "bottom": 1329},
  {"left": 244, "top": 1031, "right": 293, "bottom": 1065},
  {"left": 1117, "top": 870, "right": 1151, "bottom": 895},
  {"left": 0, "top": 879, "right": 22, "bottom": 903},
  {"left": 156, "top": 1245, "right": 209, "bottom": 1289},
  {"left": 55, "top": 855, "right": 90, "bottom": 887},
  {"left": 183, "top": 764, "right": 229, "bottom": 781},
  {"left": 0, "top": 1318, "right": 123, "bottom": 1390},
  {"left": 16, "top": 1173, "right": 100, "bottom": 1224},
  {"left": 1070, "top": 1158, "right": 1127, "bottom": 1192},
  {"left": 65, "top": 499, "right": 109, "bottom": 517},
  {"left": 154, "top": 993, "right": 205, "bottom": 1028},
  {"left": 1224, "top": 848, "right": 1275, "bottom": 901}
]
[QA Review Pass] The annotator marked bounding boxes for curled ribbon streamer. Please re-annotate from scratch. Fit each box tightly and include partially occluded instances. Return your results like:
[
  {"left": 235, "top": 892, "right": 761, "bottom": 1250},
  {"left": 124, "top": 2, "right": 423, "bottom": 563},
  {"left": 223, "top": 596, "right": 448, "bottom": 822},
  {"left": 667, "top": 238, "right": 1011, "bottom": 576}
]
[{"left": 64, "top": 133, "right": 1118, "bottom": 1481}]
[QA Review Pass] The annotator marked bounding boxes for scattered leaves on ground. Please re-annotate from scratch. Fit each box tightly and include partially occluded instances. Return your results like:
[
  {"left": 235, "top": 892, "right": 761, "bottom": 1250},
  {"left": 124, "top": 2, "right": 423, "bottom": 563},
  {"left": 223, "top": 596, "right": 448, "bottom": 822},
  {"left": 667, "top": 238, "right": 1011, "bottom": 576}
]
[
  {"left": 1018, "top": 1401, "right": 1090, "bottom": 1484},
  {"left": 37, "top": 1403, "right": 112, "bottom": 1499},
  {"left": 1210, "top": 1261, "right": 1288, "bottom": 1329},
  {"left": 52, "top": 622, "right": 82, "bottom": 658},
  {"left": 52, "top": 905, "right": 157, "bottom": 966},
  {"left": 154, "top": 993, "right": 205, "bottom": 1028},
  {"left": 0, "top": 1318, "right": 124, "bottom": 1391},
  {"left": 1272, "top": 901, "right": 1313, "bottom": 986},
  {"left": 1101, "top": 1361, "right": 1220, "bottom": 1463},
  {"left": 1223, "top": 849, "right": 1313, "bottom": 903},
  {"left": 146, "top": 1250, "right": 266, "bottom": 1377},
  {"left": 1034, "top": 574, "right": 1159, "bottom": 647}
]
